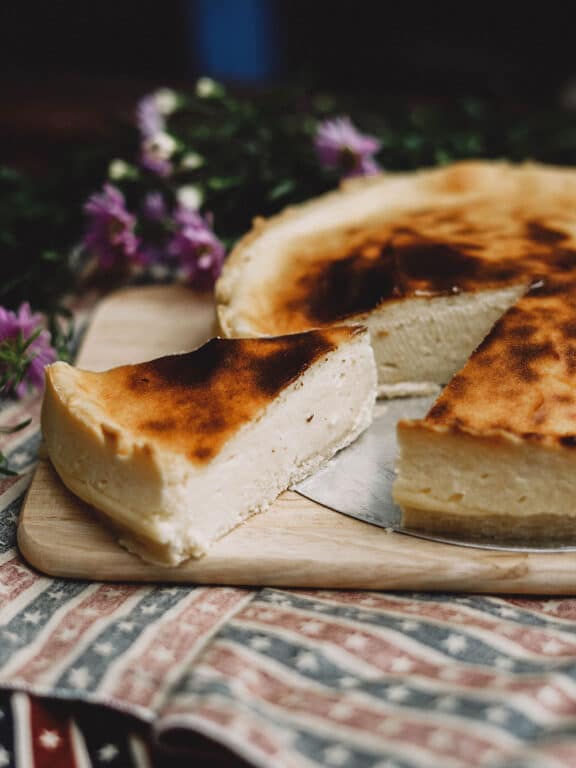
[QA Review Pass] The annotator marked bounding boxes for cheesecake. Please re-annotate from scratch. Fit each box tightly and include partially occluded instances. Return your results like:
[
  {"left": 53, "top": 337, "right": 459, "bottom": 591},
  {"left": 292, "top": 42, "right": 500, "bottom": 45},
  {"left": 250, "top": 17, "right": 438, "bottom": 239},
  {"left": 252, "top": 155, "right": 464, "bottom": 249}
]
[
  {"left": 216, "top": 161, "right": 576, "bottom": 396},
  {"left": 216, "top": 159, "right": 576, "bottom": 540},
  {"left": 394, "top": 274, "right": 576, "bottom": 540},
  {"left": 42, "top": 328, "right": 376, "bottom": 565}
]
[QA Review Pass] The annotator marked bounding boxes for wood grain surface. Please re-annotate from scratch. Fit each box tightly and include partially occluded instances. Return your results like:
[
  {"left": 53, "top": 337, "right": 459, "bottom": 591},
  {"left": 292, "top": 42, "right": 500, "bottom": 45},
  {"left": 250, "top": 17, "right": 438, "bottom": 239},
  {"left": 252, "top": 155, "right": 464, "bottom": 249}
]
[{"left": 18, "top": 285, "right": 576, "bottom": 593}]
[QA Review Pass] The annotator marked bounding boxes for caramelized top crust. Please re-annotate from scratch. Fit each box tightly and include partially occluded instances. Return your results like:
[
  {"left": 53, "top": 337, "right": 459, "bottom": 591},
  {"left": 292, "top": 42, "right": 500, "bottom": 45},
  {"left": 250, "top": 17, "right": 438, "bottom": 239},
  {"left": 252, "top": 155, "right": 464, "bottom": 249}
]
[
  {"left": 417, "top": 276, "right": 576, "bottom": 448},
  {"left": 58, "top": 328, "right": 361, "bottom": 465},
  {"left": 218, "top": 162, "right": 576, "bottom": 335}
]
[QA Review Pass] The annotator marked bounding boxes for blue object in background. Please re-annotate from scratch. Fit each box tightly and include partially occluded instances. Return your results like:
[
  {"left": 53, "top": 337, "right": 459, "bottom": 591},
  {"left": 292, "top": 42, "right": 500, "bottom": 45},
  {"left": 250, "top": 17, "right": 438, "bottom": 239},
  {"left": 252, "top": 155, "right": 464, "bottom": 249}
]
[{"left": 187, "top": 0, "right": 278, "bottom": 83}]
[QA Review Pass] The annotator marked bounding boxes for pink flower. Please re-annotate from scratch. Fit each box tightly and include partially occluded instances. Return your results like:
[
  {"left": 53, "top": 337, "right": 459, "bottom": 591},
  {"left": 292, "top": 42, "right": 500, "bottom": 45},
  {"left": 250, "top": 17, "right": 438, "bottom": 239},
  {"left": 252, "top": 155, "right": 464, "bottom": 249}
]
[
  {"left": 168, "top": 206, "right": 226, "bottom": 290},
  {"left": 83, "top": 184, "right": 141, "bottom": 269},
  {"left": 0, "top": 303, "right": 57, "bottom": 397},
  {"left": 314, "top": 117, "right": 381, "bottom": 178}
]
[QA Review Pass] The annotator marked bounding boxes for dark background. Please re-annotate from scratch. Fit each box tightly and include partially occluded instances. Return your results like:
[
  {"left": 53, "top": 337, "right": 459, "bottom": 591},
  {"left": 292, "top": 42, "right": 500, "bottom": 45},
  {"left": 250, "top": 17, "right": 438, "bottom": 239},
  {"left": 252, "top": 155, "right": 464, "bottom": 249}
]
[
  {"left": 1, "top": 2, "right": 574, "bottom": 99},
  {"left": 1, "top": 1, "right": 576, "bottom": 174}
]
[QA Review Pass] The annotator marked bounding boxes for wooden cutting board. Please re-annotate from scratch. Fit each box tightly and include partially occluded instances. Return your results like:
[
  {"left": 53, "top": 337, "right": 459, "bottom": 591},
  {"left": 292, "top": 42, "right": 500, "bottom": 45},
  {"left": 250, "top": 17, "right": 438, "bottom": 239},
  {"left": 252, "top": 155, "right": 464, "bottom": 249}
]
[{"left": 18, "top": 285, "right": 576, "bottom": 593}]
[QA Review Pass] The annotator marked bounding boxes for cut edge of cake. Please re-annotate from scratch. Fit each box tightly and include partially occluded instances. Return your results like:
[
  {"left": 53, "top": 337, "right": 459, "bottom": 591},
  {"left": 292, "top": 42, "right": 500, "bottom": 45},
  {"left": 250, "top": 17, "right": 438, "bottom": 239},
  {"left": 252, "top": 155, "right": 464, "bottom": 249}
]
[{"left": 394, "top": 420, "right": 576, "bottom": 541}]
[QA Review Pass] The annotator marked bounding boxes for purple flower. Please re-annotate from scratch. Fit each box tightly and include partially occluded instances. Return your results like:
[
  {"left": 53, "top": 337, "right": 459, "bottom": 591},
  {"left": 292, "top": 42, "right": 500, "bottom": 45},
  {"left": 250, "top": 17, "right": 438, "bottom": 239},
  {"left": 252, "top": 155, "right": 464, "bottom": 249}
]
[
  {"left": 136, "top": 94, "right": 165, "bottom": 138},
  {"left": 314, "top": 117, "right": 381, "bottom": 178},
  {"left": 0, "top": 303, "right": 57, "bottom": 397},
  {"left": 168, "top": 206, "right": 226, "bottom": 290},
  {"left": 140, "top": 149, "right": 172, "bottom": 178},
  {"left": 142, "top": 192, "right": 167, "bottom": 222},
  {"left": 83, "top": 184, "right": 140, "bottom": 270}
]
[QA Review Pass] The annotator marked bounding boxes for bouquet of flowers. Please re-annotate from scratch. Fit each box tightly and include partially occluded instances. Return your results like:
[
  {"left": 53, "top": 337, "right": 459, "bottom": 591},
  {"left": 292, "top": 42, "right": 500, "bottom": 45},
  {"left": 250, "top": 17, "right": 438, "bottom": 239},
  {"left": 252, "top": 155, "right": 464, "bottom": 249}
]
[{"left": 79, "top": 80, "right": 386, "bottom": 291}]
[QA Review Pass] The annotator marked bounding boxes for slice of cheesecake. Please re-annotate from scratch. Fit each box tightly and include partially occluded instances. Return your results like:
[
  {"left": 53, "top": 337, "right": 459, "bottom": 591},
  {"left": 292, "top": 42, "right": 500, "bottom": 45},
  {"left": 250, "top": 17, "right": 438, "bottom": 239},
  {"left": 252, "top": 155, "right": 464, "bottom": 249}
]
[
  {"left": 394, "top": 275, "right": 576, "bottom": 541},
  {"left": 216, "top": 161, "right": 576, "bottom": 396},
  {"left": 42, "top": 328, "right": 376, "bottom": 565}
]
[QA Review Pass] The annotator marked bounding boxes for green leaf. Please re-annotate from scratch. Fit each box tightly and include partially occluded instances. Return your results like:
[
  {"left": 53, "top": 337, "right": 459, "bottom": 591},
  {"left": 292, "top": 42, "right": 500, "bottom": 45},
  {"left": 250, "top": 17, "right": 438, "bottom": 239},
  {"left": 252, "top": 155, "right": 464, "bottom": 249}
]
[
  {"left": 0, "top": 418, "right": 31, "bottom": 434},
  {"left": 269, "top": 179, "right": 296, "bottom": 200}
]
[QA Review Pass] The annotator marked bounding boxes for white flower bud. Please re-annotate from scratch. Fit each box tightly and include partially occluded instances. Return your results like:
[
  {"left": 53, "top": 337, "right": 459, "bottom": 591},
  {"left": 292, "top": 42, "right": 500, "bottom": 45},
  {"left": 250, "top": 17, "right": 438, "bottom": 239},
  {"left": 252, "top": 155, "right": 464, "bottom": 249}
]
[
  {"left": 177, "top": 185, "right": 204, "bottom": 210},
  {"left": 108, "top": 159, "right": 133, "bottom": 180},
  {"left": 154, "top": 88, "right": 179, "bottom": 115},
  {"left": 180, "top": 152, "right": 205, "bottom": 170},
  {"left": 144, "top": 132, "right": 177, "bottom": 160},
  {"left": 196, "top": 77, "right": 222, "bottom": 98}
]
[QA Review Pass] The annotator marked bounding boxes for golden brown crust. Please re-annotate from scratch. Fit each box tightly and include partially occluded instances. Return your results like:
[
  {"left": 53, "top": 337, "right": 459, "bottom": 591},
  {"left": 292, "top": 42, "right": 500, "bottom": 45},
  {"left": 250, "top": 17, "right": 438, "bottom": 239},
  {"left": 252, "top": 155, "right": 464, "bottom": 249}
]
[
  {"left": 251, "top": 190, "right": 576, "bottom": 333},
  {"left": 217, "top": 161, "right": 576, "bottom": 336},
  {"left": 399, "top": 274, "right": 576, "bottom": 449},
  {"left": 57, "top": 327, "right": 362, "bottom": 465}
]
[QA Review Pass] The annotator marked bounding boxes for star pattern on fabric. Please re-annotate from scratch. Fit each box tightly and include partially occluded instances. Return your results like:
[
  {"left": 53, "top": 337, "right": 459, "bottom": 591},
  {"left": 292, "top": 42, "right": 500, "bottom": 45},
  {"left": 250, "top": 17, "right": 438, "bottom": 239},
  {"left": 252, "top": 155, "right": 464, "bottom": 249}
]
[
  {"left": 345, "top": 633, "right": 368, "bottom": 651},
  {"left": 57, "top": 626, "right": 79, "bottom": 642},
  {"left": 330, "top": 702, "right": 354, "bottom": 719},
  {"left": 198, "top": 602, "right": 219, "bottom": 614},
  {"left": 387, "top": 685, "right": 410, "bottom": 702},
  {"left": 300, "top": 621, "right": 324, "bottom": 635},
  {"left": 428, "top": 729, "right": 454, "bottom": 750},
  {"left": 249, "top": 636, "right": 271, "bottom": 651},
  {"left": 443, "top": 634, "right": 468, "bottom": 654},
  {"left": 542, "top": 639, "right": 564, "bottom": 654},
  {"left": 39, "top": 729, "right": 61, "bottom": 749},
  {"left": 23, "top": 610, "right": 42, "bottom": 625},
  {"left": 436, "top": 695, "right": 458, "bottom": 711},
  {"left": 94, "top": 642, "right": 115, "bottom": 657},
  {"left": 486, "top": 706, "right": 510, "bottom": 724},
  {"left": 151, "top": 646, "right": 174, "bottom": 664},
  {"left": 400, "top": 620, "right": 421, "bottom": 632},
  {"left": 98, "top": 743, "right": 119, "bottom": 762},
  {"left": 68, "top": 666, "right": 91, "bottom": 689},
  {"left": 495, "top": 657, "right": 515, "bottom": 670},
  {"left": 295, "top": 652, "right": 319, "bottom": 672},
  {"left": 323, "top": 744, "right": 351, "bottom": 765},
  {"left": 390, "top": 656, "right": 415, "bottom": 673},
  {"left": 3, "top": 409, "right": 576, "bottom": 768}
]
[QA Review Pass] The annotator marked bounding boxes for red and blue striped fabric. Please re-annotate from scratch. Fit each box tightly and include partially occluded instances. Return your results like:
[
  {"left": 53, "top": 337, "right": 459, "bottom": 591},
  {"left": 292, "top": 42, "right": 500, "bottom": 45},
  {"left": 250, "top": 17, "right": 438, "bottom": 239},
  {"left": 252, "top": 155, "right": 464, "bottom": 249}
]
[{"left": 4, "top": 393, "right": 576, "bottom": 767}]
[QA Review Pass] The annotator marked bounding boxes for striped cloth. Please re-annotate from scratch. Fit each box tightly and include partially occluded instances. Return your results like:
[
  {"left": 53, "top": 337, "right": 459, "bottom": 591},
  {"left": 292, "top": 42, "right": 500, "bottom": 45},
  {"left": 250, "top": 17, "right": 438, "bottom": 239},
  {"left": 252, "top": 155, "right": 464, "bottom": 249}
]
[{"left": 3, "top": 394, "right": 576, "bottom": 767}]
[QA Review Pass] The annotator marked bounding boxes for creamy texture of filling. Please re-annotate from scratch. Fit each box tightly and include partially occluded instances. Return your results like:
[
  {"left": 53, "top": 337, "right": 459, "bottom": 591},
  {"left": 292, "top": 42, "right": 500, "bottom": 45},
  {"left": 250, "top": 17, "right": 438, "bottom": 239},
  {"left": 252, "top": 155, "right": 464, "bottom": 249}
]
[
  {"left": 394, "top": 425, "right": 576, "bottom": 539},
  {"left": 43, "top": 332, "right": 376, "bottom": 564}
]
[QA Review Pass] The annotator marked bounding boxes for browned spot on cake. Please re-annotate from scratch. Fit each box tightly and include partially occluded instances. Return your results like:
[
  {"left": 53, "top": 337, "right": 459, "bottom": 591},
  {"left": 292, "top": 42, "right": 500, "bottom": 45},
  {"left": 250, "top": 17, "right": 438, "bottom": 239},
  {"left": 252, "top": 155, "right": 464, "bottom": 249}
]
[
  {"left": 508, "top": 324, "right": 538, "bottom": 339},
  {"left": 564, "top": 346, "right": 576, "bottom": 374},
  {"left": 141, "top": 418, "right": 177, "bottom": 432},
  {"left": 427, "top": 401, "right": 451, "bottom": 421},
  {"left": 553, "top": 393, "right": 573, "bottom": 404},
  {"left": 446, "top": 375, "right": 468, "bottom": 398},
  {"left": 80, "top": 328, "right": 359, "bottom": 465},
  {"left": 559, "top": 435, "right": 576, "bottom": 447},
  {"left": 281, "top": 228, "right": 531, "bottom": 327},
  {"left": 525, "top": 220, "right": 569, "bottom": 245},
  {"left": 552, "top": 249, "right": 576, "bottom": 272},
  {"left": 421, "top": 275, "right": 576, "bottom": 445},
  {"left": 562, "top": 321, "right": 576, "bottom": 339},
  {"left": 474, "top": 353, "right": 496, "bottom": 368},
  {"left": 509, "top": 341, "right": 558, "bottom": 382},
  {"left": 239, "top": 161, "right": 576, "bottom": 338}
]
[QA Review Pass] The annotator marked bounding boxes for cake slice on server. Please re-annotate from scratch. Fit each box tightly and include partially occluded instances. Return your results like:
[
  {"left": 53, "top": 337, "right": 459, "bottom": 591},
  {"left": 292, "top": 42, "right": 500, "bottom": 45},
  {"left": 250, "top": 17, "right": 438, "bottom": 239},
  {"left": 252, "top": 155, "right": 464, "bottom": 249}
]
[
  {"left": 42, "top": 327, "right": 376, "bottom": 565},
  {"left": 394, "top": 276, "right": 576, "bottom": 541}
]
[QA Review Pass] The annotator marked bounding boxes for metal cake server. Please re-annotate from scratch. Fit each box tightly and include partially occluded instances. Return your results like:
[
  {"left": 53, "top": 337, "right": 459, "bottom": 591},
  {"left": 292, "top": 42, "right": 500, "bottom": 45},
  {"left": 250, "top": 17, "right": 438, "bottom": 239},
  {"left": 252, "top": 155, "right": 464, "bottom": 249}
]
[{"left": 293, "top": 396, "right": 576, "bottom": 552}]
